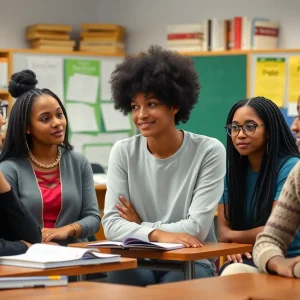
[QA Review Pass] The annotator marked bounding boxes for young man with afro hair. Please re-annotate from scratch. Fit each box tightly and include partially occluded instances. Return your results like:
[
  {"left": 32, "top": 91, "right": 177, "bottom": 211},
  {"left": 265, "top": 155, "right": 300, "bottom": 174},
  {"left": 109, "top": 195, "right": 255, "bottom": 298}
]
[{"left": 102, "top": 45, "right": 226, "bottom": 285}]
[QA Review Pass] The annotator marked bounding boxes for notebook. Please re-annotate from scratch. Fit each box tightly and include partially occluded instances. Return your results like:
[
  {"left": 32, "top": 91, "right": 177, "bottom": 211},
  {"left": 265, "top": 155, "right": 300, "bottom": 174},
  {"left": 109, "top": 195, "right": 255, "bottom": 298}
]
[
  {"left": 88, "top": 238, "right": 184, "bottom": 251},
  {"left": 0, "top": 243, "right": 120, "bottom": 269},
  {"left": 0, "top": 276, "right": 68, "bottom": 289}
]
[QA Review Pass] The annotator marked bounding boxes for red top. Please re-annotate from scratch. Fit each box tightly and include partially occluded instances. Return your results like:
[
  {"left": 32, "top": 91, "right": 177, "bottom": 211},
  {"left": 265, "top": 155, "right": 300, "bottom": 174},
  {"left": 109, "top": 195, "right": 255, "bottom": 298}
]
[{"left": 35, "top": 169, "right": 62, "bottom": 228}]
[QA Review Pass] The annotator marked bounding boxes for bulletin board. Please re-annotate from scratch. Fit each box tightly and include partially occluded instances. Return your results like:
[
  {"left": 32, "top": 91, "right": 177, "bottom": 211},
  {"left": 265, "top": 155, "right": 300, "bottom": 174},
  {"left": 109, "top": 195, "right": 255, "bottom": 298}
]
[{"left": 13, "top": 52, "right": 134, "bottom": 170}]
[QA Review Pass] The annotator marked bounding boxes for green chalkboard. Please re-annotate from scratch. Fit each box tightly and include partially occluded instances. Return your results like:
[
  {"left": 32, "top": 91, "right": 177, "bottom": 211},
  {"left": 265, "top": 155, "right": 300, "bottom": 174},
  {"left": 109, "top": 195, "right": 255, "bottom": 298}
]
[{"left": 178, "top": 55, "right": 247, "bottom": 145}]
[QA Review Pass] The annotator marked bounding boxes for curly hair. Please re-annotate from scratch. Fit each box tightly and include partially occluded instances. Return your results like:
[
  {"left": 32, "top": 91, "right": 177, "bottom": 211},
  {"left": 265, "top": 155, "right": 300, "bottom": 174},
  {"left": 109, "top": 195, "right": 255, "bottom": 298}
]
[{"left": 110, "top": 45, "right": 200, "bottom": 125}]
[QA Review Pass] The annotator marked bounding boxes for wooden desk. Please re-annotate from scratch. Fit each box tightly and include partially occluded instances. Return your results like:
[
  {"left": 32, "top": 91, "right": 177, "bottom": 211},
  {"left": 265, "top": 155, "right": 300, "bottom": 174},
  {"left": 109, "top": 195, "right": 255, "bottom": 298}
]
[
  {"left": 70, "top": 242, "right": 252, "bottom": 280},
  {"left": 94, "top": 184, "right": 106, "bottom": 192},
  {"left": 148, "top": 273, "right": 300, "bottom": 300},
  {"left": 0, "top": 281, "right": 248, "bottom": 300},
  {"left": 0, "top": 257, "right": 136, "bottom": 278}
]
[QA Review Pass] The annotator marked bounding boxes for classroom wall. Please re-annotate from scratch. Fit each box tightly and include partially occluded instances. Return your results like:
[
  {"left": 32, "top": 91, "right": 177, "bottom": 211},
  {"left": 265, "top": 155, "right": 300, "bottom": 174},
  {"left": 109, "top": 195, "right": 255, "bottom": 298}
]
[
  {"left": 0, "top": 0, "right": 299, "bottom": 53},
  {"left": 105, "top": 0, "right": 300, "bottom": 53},
  {"left": 0, "top": 0, "right": 111, "bottom": 48}
]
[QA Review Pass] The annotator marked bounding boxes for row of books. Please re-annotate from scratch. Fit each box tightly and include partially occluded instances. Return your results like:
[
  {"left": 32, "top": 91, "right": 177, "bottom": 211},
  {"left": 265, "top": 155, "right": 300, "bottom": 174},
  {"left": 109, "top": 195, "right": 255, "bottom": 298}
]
[
  {"left": 26, "top": 23, "right": 126, "bottom": 54},
  {"left": 167, "top": 17, "right": 280, "bottom": 52}
]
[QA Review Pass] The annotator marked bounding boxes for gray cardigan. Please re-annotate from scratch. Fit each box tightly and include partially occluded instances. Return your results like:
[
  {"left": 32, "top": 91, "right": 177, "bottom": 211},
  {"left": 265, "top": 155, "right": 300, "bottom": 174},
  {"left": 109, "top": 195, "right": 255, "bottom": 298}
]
[{"left": 0, "top": 148, "right": 100, "bottom": 246}]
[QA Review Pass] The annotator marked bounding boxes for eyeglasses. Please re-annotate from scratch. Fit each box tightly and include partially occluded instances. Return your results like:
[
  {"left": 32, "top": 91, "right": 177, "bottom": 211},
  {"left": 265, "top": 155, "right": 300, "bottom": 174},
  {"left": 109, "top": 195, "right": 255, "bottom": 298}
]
[
  {"left": 0, "top": 104, "right": 8, "bottom": 119},
  {"left": 225, "top": 123, "right": 264, "bottom": 137}
]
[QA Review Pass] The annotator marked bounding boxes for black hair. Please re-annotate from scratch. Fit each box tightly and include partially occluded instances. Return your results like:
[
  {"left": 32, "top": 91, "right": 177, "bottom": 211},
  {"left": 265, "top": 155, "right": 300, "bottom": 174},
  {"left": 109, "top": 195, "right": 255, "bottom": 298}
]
[
  {"left": 110, "top": 45, "right": 200, "bottom": 125},
  {"left": 225, "top": 96, "right": 300, "bottom": 230},
  {"left": 0, "top": 69, "right": 73, "bottom": 161}
]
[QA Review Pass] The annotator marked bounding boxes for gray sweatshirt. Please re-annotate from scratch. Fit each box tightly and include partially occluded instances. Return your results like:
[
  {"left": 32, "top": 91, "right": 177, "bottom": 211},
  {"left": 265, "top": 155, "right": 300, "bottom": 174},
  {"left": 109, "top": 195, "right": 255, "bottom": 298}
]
[{"left": 102, "top": 131, "right": 226, "bottom": 244}]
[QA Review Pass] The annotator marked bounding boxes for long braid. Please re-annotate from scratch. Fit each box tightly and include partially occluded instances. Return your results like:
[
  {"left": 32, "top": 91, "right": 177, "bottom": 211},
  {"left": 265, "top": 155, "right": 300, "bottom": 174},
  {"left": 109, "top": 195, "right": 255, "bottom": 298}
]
[{"left": 224, "top": 97, "right": 300, "bottom": 230}]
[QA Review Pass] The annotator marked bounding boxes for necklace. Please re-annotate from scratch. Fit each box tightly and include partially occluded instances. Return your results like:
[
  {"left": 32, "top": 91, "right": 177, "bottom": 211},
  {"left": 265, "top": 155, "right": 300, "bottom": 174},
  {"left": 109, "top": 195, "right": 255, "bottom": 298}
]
[{"left": 29, "top": 148, "right": 61, "bottom": 169}]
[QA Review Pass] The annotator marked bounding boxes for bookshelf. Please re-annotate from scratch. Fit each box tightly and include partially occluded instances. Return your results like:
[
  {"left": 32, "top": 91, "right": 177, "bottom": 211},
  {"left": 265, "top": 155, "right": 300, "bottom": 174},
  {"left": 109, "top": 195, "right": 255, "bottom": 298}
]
[{"left": 0, "top": 50, "right": 12, "bottom": 111}]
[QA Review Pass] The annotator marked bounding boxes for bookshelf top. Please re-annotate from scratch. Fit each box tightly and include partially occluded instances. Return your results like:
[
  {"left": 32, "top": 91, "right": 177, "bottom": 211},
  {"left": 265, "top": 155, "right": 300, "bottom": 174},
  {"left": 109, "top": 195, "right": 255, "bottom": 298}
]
[
  {"left": 0, "top": 48, "right": 124, "bottom": 57},
  {"left": 1, "top": 48, "right": 300, "bottom": 58},
  {"left": 178, "top": 49, "right": 300, "bottom": 57}
]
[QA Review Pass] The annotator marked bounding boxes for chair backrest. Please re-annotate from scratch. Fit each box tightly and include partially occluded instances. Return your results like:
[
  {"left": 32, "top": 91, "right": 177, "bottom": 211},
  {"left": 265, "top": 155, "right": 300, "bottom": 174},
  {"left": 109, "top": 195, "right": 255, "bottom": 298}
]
[{"left": 90, "top": 163, "right": 105, "bottom": 174}]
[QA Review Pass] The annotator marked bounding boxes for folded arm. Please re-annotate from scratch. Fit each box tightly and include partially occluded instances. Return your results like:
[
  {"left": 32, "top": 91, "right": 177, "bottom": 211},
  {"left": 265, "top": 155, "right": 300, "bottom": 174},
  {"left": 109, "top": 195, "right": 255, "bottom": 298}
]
[{"left": 142, "top": 143, "right": 226, "bottom": 242}]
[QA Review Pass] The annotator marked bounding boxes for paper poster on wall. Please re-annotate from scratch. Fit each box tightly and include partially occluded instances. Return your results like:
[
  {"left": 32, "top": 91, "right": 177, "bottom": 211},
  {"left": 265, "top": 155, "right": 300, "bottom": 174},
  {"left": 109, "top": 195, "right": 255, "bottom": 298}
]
[
  {"left": 65, "top": 59, "right": 100, "bottom": 104},
  {"left": 83, "top": 144, "right": 113, "bottom": 169},
  {"left": 254, "top": 57, "right": 286, "bottom": 108},
  {"left": 66, "top": 103, "right": 98, "bottom": 132},
  {"left": 70, "top": 132, "right": 129, "bottom": 152},
  {"left": 100, "top": 60, "right": 122, "bottom": 101},
  {"left": 288, "top": 56, "right": 300, "bottom": 116},
  {"left": 101, "top": 102, "right": 132, "bottom": 131},
  {"left": 26, "top": 56, "right": 64, "bottom": 101}
]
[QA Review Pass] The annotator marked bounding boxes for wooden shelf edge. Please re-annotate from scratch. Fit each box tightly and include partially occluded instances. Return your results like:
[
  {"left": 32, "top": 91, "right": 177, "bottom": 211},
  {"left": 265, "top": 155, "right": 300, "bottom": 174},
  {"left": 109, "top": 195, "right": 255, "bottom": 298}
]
[
  {"left": 128, "top": 48, "right": 300, "bottom": 57},
  {"left": 2, "top": 48, "right": 300, "bottom": 59},
  {"left": 0, "top": 48, "right": 124, "bottom": 57}
]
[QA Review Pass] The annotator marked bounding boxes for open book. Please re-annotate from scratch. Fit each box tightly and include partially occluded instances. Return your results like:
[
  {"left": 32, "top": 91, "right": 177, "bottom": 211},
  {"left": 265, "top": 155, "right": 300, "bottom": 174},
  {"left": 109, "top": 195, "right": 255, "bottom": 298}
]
[
  {"left": 0, "top": 244, "right": 120, "bottom": 269},
  {"left": 88, "top": 238, "right": 184, "bottom": 251},
  {"left": 0, "top": 276, "right": 68, "bottom": 289}
]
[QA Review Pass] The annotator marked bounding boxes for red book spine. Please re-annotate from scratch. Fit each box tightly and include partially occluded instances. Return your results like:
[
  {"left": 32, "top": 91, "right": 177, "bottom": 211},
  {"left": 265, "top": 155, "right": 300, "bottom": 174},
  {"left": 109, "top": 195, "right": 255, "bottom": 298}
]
[
  {"left": 167, "top": 33, "right": 202, "bottom": 40},
  {"left": 234, "top": 17, "right": 242, "bottom": 49},
  {"left": 255, "top": 27, "right": 279, "bottom": 37}
]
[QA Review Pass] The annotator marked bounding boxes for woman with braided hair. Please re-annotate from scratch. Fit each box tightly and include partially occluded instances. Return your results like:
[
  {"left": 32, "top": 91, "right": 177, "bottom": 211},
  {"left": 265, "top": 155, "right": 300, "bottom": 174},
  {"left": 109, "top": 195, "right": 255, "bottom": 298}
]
[
  {"left": 218, "top": 96, "right": 300, "bottom": 274},
  {"left": 0, "top": 69, "right": 100, "bottom": 246}
]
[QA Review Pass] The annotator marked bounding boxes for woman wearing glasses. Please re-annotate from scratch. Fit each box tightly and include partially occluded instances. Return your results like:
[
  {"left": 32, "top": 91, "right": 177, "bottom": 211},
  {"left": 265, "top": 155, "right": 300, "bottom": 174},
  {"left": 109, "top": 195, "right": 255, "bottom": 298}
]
[
  {"left": 0, "top": 102, "right": 7, "bottom": 143},
  {"left": 218, "top": 96, "right": 300, "bottom": 273}
]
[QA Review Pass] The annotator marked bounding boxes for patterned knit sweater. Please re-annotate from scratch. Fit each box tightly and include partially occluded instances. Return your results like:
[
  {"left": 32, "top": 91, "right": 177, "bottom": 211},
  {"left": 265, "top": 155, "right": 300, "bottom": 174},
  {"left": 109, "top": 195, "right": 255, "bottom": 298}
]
[{"left": 253, "top": 161, "right": 300, "bottom": 274}]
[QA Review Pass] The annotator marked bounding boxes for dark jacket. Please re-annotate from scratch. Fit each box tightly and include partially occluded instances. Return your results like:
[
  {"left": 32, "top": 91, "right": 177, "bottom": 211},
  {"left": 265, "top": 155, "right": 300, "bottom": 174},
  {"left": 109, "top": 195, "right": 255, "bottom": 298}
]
[{"left": 0, "top": 189, "right": 41, "bottom": 256}]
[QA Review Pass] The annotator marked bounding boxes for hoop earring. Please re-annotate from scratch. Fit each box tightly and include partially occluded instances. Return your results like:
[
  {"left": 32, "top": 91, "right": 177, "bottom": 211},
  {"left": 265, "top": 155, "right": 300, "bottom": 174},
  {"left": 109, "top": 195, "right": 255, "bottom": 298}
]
[
  {"left": 25, "top": 140, "right": 30, "bottom": 152},
  {"left": 267, "top": 141, "right": 269, "bottom": 154}
]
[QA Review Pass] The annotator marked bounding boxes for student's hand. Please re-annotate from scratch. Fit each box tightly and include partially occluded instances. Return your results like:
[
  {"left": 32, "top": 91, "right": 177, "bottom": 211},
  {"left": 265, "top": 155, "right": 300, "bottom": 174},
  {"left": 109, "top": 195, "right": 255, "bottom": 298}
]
[
  {"left": 148, "top": 230, "right": 202, "bottom": 248},
  {"left": 41, "top": 226, "right": 74, "bottom": 242},
  {"left": 227, "top": 252, "right": 252, "bottom": 263},
  {"left": 116, "top": 196, "right": 142, "bottom": 224},
  {"left": 0, "top": 172, "right": 11, "bottom": 194},
  {"left": 267, "top": 256, "right": 300, "bottom": 278}
]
